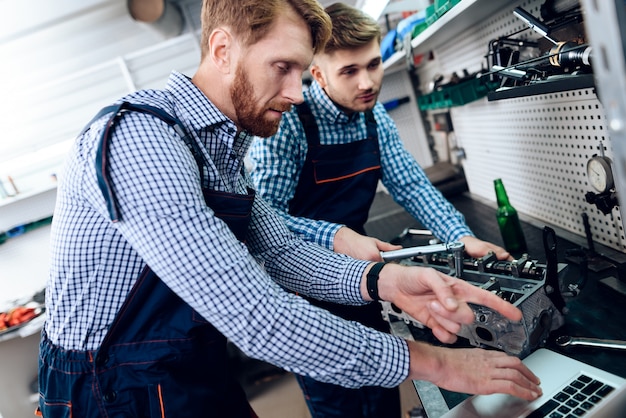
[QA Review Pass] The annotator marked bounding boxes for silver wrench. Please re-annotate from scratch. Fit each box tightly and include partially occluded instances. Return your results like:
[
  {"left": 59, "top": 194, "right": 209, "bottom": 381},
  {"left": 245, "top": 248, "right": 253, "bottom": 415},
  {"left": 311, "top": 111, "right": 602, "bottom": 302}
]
[
  {"left": 556, "top": 335, "right": 626, "bottom": 350},
  {"left": 380, "top": 241, "right": 465, "bottom": 277}
]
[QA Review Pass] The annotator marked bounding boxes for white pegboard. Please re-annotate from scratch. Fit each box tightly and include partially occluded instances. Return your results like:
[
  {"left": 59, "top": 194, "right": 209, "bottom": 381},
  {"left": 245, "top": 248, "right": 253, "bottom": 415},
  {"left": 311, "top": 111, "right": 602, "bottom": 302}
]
[
  {"left": 453, "top": 89, "right": 625, "bottom": 251},
  {"left": 414, "top": 0, "right": 626, "bottom": 253}
]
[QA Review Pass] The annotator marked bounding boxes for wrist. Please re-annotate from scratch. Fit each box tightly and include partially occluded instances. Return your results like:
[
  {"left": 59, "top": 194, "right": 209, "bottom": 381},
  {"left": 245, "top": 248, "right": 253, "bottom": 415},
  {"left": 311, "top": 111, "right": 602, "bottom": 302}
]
[
  {"left": 366, "top": 262, "right": 386, "bottom": 301},
  {"left": 363, "top": 262, "right": 401, "bottom": 302},
  {"left": 332, "top": 225, "right": 350, "bottom": 252},
  {"left": 381, "top": 261, "right": 405, "bottom": 302},
  {"left": 406, "top": 341, "right": 443, "bottom": 382}
]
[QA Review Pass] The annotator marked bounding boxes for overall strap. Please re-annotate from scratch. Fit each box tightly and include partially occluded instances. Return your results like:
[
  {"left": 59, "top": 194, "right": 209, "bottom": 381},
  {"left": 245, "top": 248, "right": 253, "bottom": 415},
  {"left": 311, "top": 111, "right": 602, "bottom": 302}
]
[
  {"left": 91, "top": 101, "right": 208, "bottom": 222},
  {"left": 295, "top": 101, "right": 321, "bottom": 147},
  {"left": 295, "top": 102, "right": 378, "bottom": 147},
  {"left": 364, "top": 110, "right": 378, "bottom": 140}
]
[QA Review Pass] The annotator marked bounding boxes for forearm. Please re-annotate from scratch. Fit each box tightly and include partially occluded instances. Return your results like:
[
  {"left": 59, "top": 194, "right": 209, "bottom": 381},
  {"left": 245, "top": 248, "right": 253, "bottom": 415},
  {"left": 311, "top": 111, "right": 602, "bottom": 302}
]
[
  {"left": 250, "top": 293, "right": 410, "bottom": 388},
  {"left": 378, "top": 125, "right": 473, "bottom": 242},
  {"left": 280, "top": 212, "right": 343, "bottom": 249},
  {"left": 406, "top": 340, "right": 442, "bottom": 382},
  {"left": 247, "top": 195, "right": 370, "bottom": 304},
  {"left": 264, "top": 238, "right": 369, "bottom": 304},
  {"left": 249, "top": 159, "right": 342, "bottom": 248}
]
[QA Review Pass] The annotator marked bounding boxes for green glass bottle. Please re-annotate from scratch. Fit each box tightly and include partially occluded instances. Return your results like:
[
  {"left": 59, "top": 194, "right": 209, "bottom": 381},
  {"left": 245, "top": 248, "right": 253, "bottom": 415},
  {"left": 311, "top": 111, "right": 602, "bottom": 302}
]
[{"left": 494, "top": 178, "right": 527, "bottom": 254}]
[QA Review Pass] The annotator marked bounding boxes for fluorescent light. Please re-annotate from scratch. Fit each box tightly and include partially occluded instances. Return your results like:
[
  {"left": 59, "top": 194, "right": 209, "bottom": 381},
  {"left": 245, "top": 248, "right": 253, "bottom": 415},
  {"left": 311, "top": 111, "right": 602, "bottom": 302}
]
[{"left": 359, "top": 0, "right": 390, "bottom": 19}]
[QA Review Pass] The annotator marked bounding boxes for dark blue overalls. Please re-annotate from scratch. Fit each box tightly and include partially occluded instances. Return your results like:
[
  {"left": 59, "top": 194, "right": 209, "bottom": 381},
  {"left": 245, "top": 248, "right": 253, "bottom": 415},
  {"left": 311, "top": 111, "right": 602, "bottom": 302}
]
[
  {"left": 37, "top": 103, "right": 258, "bottom": 417},
  {"left": 289, "top": 102, "right": 401, "bottom": 418}
]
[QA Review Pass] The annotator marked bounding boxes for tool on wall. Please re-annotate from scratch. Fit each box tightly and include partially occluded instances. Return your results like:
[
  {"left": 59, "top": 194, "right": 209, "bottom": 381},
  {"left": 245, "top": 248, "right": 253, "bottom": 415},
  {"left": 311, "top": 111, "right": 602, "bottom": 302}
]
[
  {"left": 585, "top": 145, "right": 619, "bottom": 215},
  {"left": 543, "top": 226, "right": 568, "bottom": 314},
  {"left": 513, "top": 6, "right": 559, "bottom": 45},
  {"left": 563, "top": 213, "right": 614, "bottom": 273},
  {"left": 483, "top": 2, "right": 594, "bottom": 98}
]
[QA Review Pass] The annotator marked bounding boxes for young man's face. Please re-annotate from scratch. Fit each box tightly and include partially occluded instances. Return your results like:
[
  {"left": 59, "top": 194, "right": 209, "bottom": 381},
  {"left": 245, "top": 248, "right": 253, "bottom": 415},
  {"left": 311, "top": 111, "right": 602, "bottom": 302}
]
[
  {"left": 231, "top": 8, "right": 313, "bottom": 137},
  {"left": 311, "top": 39, "right": 384, "bottom": 115}
]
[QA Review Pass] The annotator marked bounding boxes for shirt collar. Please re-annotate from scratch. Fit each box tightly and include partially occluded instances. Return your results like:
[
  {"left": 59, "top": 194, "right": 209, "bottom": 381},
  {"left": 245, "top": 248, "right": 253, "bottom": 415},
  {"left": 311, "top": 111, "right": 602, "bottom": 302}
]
[
  {"left": 166, "top": 71, "right": 238, "bottom": 135},
  {"left": 307, "top": 80, "right": 360, "bottom": 125}
]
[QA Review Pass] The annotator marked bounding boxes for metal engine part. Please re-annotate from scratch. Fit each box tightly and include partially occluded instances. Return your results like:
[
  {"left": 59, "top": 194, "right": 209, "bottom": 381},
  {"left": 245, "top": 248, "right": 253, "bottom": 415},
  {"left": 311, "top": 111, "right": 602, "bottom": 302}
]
[{"left": 380, "top": 250, "right": 566, "bottom": 358}]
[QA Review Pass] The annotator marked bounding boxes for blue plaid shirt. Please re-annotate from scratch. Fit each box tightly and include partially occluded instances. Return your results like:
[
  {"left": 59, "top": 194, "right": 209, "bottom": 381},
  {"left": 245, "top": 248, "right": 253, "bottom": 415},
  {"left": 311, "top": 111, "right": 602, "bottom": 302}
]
[
  {"left": 45, "top": 71, "right": 408, "bottom": 388},
  {"left": 248, "top": 80, "right": 474, "bottom": 249}
]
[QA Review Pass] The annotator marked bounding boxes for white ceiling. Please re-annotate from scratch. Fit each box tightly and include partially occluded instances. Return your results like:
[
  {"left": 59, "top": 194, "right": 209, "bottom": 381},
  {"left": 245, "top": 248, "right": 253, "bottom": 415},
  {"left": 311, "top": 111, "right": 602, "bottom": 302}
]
[
  {"left": 1, "top": 0, "right": 417, "bottom": 46},
  {"left": 0, "top": 0, "right": 364, "bottom": 45},
  {"left": 0, "top": 0, "right": 107, "bottom": 43}
]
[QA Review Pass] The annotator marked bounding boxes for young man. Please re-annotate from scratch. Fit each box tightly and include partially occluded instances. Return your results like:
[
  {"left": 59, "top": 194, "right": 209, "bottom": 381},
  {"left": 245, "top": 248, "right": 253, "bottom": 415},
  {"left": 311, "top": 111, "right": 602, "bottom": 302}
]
[
  {"left": 39, "top": 0, "right": 540, "bottom": 416},
  {"left": 248, "top": 3, "right": 514, "bottom": 417}
]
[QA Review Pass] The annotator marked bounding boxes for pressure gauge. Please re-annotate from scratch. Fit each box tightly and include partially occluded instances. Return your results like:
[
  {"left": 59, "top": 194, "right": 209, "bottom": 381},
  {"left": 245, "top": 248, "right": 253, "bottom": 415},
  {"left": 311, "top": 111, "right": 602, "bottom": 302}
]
[{"left": 586, "top": 155, "right": 614, "bottom": 193}]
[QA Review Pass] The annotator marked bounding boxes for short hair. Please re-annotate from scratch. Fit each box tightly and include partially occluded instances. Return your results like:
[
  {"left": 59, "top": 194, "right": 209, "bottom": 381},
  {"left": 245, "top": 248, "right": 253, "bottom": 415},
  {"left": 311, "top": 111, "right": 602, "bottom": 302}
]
[
  {"left": 323, "top": 2, "right": 382, "bottom": 54},
  {"left": 199, "top": 0, "right": 331, "bottom": 60}
]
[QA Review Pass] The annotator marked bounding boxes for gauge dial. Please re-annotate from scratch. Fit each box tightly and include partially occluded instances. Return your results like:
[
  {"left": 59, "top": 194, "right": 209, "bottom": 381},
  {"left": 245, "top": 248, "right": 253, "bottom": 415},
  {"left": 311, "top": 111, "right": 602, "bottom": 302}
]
[{"left": 586, "top": 156, "right": 614, "bottom": 193}]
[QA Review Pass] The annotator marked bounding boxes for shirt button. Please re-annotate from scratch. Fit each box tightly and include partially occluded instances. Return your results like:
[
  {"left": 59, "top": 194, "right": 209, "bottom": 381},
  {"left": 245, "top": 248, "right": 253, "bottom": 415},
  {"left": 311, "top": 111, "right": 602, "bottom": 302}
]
[{"left": 103, "top": 390, "right": 117, "bottom": 403}]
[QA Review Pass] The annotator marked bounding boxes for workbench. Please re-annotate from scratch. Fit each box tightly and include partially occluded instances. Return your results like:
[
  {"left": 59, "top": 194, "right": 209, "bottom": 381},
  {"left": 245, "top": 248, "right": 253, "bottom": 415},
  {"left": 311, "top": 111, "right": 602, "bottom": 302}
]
[{"left": 376, "top": 193, "right": 626, "bottom": 417}]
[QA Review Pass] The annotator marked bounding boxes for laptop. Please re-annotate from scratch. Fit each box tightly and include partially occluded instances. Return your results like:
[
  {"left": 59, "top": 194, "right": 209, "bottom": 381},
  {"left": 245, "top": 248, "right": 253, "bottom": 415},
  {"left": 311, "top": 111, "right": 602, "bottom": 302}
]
[{"left": 441, "top": 348, "right": 626, "bottom": 418}]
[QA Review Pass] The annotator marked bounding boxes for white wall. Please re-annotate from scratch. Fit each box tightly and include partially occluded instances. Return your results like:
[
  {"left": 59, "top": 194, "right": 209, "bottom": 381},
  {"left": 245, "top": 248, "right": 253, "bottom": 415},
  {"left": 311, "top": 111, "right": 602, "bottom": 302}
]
[
  {"left": 0, "top": 0, "right": 432, "bottom": 224},
  {"left": 0, "top": 0, "right": 202, "bottom": 196}
]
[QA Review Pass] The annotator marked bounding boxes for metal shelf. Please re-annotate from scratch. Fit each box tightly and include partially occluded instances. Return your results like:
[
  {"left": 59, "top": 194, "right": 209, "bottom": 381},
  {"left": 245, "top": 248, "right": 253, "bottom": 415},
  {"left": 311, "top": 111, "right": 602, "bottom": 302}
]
[
  {"left": 384, "top": 0, "right": 515, "bottom": 71},
  {"left": 487, "top": 73, "right": 596, "bottom": 101}
]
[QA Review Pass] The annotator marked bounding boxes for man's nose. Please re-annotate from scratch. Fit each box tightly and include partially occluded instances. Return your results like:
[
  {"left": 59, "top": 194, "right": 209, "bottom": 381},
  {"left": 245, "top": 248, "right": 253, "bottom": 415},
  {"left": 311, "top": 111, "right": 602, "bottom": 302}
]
[
  {"left": 357, "top": 72, "right": 375, "bottom": 91},
  {"left": 284, "top": 73, "right": 305, "bottom": 104}
]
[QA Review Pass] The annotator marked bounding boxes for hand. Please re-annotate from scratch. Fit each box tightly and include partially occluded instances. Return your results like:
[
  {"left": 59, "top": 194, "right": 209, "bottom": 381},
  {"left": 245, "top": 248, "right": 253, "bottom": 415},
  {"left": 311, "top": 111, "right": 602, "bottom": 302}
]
[
  {"left": 371, "top": 263, "right": 522, "bottom": 343},
  {"left": 334, "top": 226, "right": 401, "bottom": 261},
  {"left": 459, "top": 235, "right": 511, "bottom": 260},
  {"left": 407, "top": 342, "right": 542, "bottom": 401}
]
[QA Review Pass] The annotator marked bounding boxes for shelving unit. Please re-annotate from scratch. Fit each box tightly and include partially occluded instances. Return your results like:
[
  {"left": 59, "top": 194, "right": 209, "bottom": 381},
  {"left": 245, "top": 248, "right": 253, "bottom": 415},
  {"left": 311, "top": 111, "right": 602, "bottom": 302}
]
[
  {"left": 384, "top": 0, "right": 513, "bottom": 71},
  {"left": 389, "top": 0, "right": 625, "bottom": 254},
  {"left": 0, "top": 185, "right": 57, "bottom": 233}
]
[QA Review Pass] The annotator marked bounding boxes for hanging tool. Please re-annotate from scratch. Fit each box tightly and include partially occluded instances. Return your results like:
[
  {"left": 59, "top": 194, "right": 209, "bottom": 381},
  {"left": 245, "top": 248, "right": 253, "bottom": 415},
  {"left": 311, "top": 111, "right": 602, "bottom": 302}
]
[
  {"left": 543, "top": 226, "right": 568, "bottom": 314},
  {"left": 565, "top": 213, "right": 614, "bottom": 273}
]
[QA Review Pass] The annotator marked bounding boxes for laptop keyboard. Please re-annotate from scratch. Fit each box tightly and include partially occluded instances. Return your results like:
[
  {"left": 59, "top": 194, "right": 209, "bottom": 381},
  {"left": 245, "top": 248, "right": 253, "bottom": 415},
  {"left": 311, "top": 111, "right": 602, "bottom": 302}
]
[{"left": 526, "top": 374, "right": 616, "bottom": 417}]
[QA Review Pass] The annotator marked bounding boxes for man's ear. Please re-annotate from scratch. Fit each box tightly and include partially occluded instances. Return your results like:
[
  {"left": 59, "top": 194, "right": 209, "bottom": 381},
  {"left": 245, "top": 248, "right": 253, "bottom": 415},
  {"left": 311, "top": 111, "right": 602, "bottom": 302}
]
[
  {"left": 208, "top": 28, "right": 233, "bottom": 74},
  {"left": 310, "top": 64, "right": 327, "bottom": 88}
]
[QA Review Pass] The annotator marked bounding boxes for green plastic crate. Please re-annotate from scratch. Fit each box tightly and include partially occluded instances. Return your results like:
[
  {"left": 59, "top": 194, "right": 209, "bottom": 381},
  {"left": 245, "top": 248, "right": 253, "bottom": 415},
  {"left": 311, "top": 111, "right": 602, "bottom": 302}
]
[
  {"left": 418, "top": 78, "right": 499, "bottom": 110},
  {"left": 410, "top": 5, "right": 438, "bottom": 42},
  {"left": 432, "top": 0, "right": 463, "bottom": 20},
  {"left": 435, "top": 0, "right": 453, "bottom": 17},
  {"left": 425, "top": 4, "right": 439, "bottom": 26}
]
